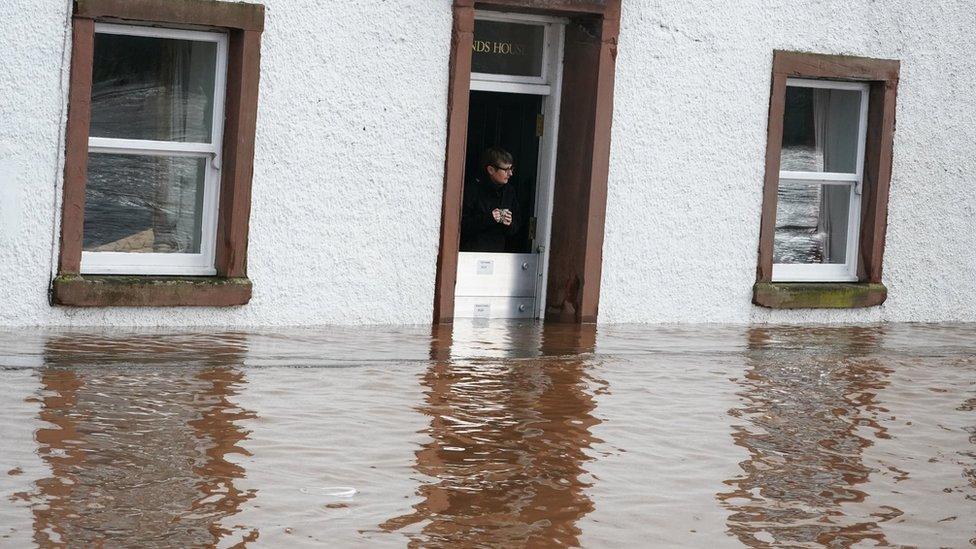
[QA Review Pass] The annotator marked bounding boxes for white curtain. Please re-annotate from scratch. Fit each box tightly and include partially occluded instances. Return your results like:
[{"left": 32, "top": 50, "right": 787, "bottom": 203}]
[
  {"left": 812, "top": 89, "right": 828, "bottom": 172},
  {"left": 153, "top": 43, "right": 198, "bottom": 253},
  {"left": 813, "top": 89, "right": 832, "bottom": 261},
  {"left": 814, "top": 89, "right": 851, "bottom": 264}
]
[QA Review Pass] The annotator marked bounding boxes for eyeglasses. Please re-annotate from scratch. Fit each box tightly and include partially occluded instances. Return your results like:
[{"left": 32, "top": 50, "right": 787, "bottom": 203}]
[{"left": 492, "top": 165, "right": 514, "bottom": 174}]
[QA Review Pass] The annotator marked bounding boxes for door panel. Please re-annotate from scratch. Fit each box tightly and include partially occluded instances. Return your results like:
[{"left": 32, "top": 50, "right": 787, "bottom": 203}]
[
  {"left": 455, "top": 252, "right": 538, "bottom": 297},
  {"left": 454, "top": 296, "right": 536, "bottom": 319}
]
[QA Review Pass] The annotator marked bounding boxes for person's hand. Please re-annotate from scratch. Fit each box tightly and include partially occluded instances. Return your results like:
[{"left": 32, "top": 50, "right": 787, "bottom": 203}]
[
  {"left": 492, "top": 209, "right": 502, "bottom": 223},
  {"left": 501, "top": 210, "right": 513, "bottom": 226}
]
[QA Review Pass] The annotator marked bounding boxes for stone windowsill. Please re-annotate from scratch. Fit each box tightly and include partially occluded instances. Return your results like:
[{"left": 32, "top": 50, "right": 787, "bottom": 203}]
[
  {"left": 752, "top": 282, "right": 887, "bottom": 309},
  {"left": 52, "top": 275, "right": 252, "bottom": 307}
]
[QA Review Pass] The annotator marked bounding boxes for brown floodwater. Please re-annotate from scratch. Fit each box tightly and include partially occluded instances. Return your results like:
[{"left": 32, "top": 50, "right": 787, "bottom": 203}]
[{"left": 0, "top": 322, "right": 973, "bottom": 547}]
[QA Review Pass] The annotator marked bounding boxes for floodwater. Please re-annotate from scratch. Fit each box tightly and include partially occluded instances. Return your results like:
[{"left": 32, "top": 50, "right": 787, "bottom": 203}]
[{"left": 0, "top": 323, "right": 973, "bottom": 548}]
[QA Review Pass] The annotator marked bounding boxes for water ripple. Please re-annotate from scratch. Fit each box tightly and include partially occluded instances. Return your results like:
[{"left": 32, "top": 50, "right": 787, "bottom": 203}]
[{"left": 0, "top": 322, "right": 972, "bottom": 547}]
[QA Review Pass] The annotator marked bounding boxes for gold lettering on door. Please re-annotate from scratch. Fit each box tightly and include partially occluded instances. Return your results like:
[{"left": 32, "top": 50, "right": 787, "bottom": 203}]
[{"left": 472, "top": 40, "right": 527, "bottom": 56}]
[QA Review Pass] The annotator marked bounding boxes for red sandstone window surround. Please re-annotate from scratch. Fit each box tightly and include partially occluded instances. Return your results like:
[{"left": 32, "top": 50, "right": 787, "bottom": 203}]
[
  {"left": 52, "top": 0, "right": 264, "bottom": 307},
  {"left": 753, "top": 51, "right": 899, "bottom": 309}
]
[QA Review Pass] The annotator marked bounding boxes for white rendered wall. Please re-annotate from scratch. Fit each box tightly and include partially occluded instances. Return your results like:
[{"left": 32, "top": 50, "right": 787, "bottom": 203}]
[
  {"left": 0, "top": 0, "right": 974, "bottom": 326},
  {"left": 0, "top": 0, "right": 452, "bottom": 326},
  {"left": 600, "top": 0, "right": 976, "bottom": 324}
]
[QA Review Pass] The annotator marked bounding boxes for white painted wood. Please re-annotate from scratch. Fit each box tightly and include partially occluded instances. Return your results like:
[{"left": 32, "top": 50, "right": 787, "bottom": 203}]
[
  {"left": 779, "top": 178, "right": 854, "bottom": 187},
  {"left": 853, "top": 82, "right": 869, "bottom": 195},
  {"left": 469, "top": 80, "right": 551, "bottom": 95},
  {"left": 472, "top": 10, "right": 567, "bottom": 25},
  {"left": 454, "top": 296, "right": 536, "bottom": 319},
  {"left": 786, "top": 78, "right": 871, "bottom": 91},
  {"left": 471, "top": 72, "right": 548, "bottom": 87},
  {"left": 199, "top": 33, "right": 228, "bottom": 272},
  {"left": 81, "top": 251, "right": 217, "bottom": 276},
  {"left": 780, "top": 170, "right": 858, "bottom": 181},
  {"left": 772, "top": 263, "right": 858, "bottom": 282},
  {"left": 94, "top": 22, "right": 225, "bottom": 43},
  {"left": 87, "top": 138, "right": 217, "bottom": 155},
  {"left": 533, "top": 22, "right": 564, "bottom": 319},
  {"left": 455, "top": 252, "right": 538, "bottom": 296}
]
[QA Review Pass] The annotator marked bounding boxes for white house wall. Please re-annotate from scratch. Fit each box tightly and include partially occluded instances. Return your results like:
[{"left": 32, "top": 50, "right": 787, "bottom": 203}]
[
  {"left": 0, "top": 0, "right": 973, "bottom": 326},
  {"left": 601, "top": 0, "right": 976, "bottom": 324}
]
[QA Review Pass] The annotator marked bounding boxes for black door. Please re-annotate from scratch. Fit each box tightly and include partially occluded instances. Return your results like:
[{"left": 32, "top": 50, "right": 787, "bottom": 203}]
[{"left": 463, "top": 91, "right": 542, "bottom": 253}]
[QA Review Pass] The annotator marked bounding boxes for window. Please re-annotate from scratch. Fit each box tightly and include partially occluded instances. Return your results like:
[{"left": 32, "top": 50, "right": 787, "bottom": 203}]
[
  {"left": 774, "top": 79, "right": 868, "bottom": 282},
  {"left": 470, "top": 18, "right": 549, "bottom": 88},
  {"left": 84, "top": 24, "right": 227, "bottom": 276},
  {"left": 53, "top": 0, "right": 264, "bottom": 306},
  {"left": 754, "top": 51, "right": 900, "bottom": 309}
]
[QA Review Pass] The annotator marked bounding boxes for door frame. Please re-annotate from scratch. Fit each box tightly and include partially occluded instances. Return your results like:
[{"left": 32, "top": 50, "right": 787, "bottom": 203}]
[{"left": 434, "top": 0, "right": 621, "bottom": 324}]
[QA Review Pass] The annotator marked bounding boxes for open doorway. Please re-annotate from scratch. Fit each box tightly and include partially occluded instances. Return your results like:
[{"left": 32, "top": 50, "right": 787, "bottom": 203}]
[
  {"left": 462, "top": 91, "right": 541, "bottom": 254},
  {"left": 452, "top": 12, "right": 564, "bottom": 319},
  {"left": 434, "top": 2, "right": 620, "bottom": 324}
]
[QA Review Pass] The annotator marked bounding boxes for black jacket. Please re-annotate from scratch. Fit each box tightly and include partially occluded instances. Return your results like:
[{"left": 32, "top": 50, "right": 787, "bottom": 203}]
[{"left": 460, "top": 178, "right": 520, "bottom": 252}]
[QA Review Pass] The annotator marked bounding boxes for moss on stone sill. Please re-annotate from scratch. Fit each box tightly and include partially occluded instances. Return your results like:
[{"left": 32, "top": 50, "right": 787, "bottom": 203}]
[
  {"left": 752, "top": 282, "right": 887, "bottom": 309},
  {"left": 55, "top": 274, "right": 250, "bottom": 286}
]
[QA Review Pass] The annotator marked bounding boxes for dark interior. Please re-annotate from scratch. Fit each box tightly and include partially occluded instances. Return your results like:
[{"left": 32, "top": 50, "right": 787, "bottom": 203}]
[{"left": 462, "top": 90, "right": 543, "bottom": 253}]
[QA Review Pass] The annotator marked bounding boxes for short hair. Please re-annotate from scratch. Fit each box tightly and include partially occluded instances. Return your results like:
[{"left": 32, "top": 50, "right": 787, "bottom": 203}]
[{"left": 481, "top": 147, "right": 513, "bottom": 169}]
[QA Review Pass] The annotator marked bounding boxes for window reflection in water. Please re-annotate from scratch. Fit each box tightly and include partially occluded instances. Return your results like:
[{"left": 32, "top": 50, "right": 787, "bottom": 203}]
[
  {"left": 14, "top": 334, "right": 256, "bottom": 547},
  {"left": 719, "top": 327, "right": 895, "bottom": 547},
  {"left": 380, "top": 323, "right": 604, "bottom": 547},
  {"left": 2, "top": 325, "right": 971, "bottom": 546}
]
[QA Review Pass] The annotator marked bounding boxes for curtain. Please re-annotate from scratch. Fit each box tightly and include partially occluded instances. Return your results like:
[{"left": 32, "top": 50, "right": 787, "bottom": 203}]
[
  {"left": 153, "top": 41, "right": 205, "bottom": 253},
  {"left": 815, "top": 89, "right": 851, "bottom": 264}
]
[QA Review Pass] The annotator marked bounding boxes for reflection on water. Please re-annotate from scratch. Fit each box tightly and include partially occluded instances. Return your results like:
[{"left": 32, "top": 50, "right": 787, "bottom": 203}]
[
  {"left": 720, "top": 328, "right": 894, "bottom": 546},
  {"left": 0, "top": 324, "right": 973, "bottom": 547},
  {"left": 8, "top": 335, "right": 256, "bottom": 546},
  {"left": 380, "top": 324, "right": 601, "bottom": 546}
]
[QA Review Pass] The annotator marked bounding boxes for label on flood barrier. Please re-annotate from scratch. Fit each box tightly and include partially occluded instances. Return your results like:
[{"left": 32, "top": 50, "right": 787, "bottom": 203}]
[
  {"left": 474, "top": 303, "right": 490, "bottom": 318},
  {"left": 477, "top": 260, "right": 494, "bottom": 275}
]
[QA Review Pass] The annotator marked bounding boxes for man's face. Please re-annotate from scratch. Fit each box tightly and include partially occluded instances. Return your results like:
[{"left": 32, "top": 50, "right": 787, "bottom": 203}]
[{"left": 487, "top": 162, "right": 514, "bottom": 185}]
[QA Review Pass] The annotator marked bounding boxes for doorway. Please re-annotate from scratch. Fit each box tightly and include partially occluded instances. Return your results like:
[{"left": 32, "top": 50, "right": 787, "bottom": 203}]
[
  {"left": 452, "top": 12, "right": 564, "bottom": 319},
  {"left": 434, "top": 3, "right": 619, "bottom": 324}
]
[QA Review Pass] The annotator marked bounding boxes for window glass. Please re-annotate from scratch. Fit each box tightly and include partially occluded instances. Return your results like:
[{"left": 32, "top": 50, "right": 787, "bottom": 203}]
[
  {"left": 90, "top": 33, "right": 217, "bottom": 143},
  {"left": 83, "top": 153, "right": 207, "bottom": 254},
  {"left": 774, "top": 181, "right": 851, "bottom": 264},
  {"left": 780, "top": 86, "right": 861, "bottom": 173},
  {"left": 472, "top": 20, "right": 545, "bottom": 77}
]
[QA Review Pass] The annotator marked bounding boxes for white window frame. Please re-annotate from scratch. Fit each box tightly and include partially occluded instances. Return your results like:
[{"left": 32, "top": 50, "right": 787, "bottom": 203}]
[
  {"left": 772, "top": 78, "right": 870, "bottom": 283},
  {"left": 470, "top": 11, "right": 558, "bottom": 94},
  {"left": 81, "top": 23, "right": 228, "bottom": 276}
]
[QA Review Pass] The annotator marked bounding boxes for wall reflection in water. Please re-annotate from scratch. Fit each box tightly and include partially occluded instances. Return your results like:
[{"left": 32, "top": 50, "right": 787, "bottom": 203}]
[
  {"left": 719, "top": 327, "right": 896, "bottom": 547},
  {"left": 381, "top": 323, "right": 604, "bottom": 547},
  {"left": 16, "top": 333, "right": 257, "bottom": 547},
  {"left": 4, "top": 323, "right": 972, "bottom": 547}
]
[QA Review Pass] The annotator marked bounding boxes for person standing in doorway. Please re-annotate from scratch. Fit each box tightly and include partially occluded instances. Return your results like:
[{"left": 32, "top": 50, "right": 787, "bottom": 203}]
[{"left": 460, "top": 147, "right": 520, "bottom": 252}]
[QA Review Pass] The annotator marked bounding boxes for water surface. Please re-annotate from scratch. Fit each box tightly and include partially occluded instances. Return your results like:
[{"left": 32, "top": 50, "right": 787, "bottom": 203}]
[{"left": 0, "top": 323, "right": 973, "bottom": 547}]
